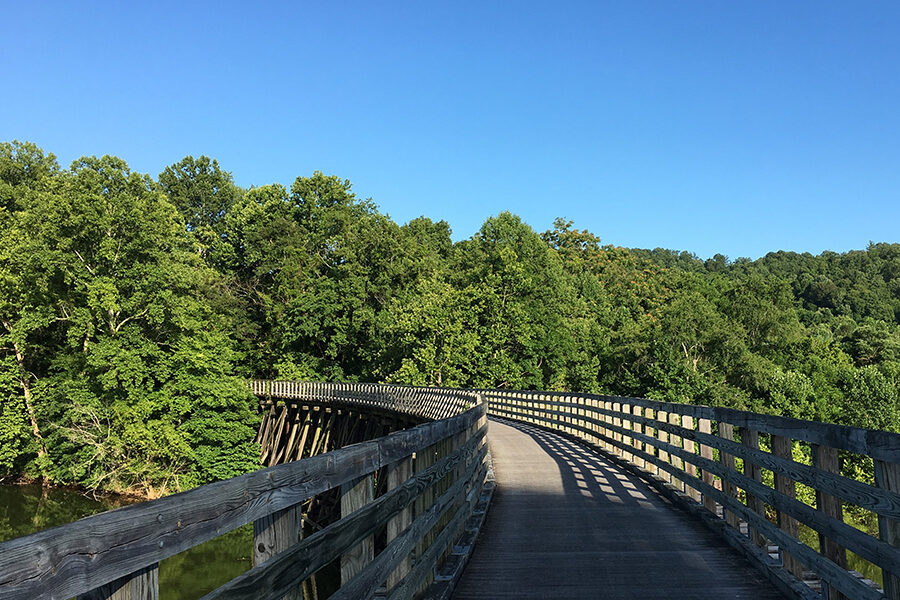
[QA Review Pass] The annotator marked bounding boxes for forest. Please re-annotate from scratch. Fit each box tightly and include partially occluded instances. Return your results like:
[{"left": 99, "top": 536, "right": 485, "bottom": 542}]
[{"left": 1, "top": 140, "right": 898, "bottom": 497}]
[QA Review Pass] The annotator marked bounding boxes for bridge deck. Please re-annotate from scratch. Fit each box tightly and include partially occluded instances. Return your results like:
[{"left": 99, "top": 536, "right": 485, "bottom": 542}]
[{"left": 453, "top": 419, "right": 786, "bottom": 599}]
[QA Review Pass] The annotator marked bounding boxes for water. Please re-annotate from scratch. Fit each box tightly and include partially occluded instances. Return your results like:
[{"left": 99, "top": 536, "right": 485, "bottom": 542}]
[{"left": 0, "top": 484, "right": 252, "bottom": 599}]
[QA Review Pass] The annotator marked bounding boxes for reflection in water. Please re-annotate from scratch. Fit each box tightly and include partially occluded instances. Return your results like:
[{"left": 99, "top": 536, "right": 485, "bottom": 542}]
[{"left": 0, "top": 484, "right": 252, "bottom": 599}]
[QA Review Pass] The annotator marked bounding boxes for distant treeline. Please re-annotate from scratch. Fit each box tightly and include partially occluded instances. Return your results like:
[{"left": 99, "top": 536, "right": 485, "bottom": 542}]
[{"left": 1, "top": 140, "right": 898, "bottom": 495}]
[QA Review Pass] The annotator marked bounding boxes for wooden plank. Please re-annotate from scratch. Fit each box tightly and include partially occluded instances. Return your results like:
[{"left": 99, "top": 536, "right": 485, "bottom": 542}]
[
  {"left": 415, "top": 440, "right": 436, "bottom": 593},
  {"left": 254, "top": 505, "right": 301, "bottom": 566},
  {"left": 718, "top": 422, "right": 740, "bottom": 529},
  {"left": 386, "top": 455, "right": 413, "bottom": 588},
  {"left": 632, "top": 406, "right": 645, "bottom": 469},
  {"left": 699, "top": 418, "right": 717, "bottom": 514},
  {"left": 741, "top": 428, "right": 766, "bottom": 547},
  {"left": 78, "top": 565, "right": 158, "bottom": 600},
  {"left": 481, "top": 389, "right": 900, "bottom": 464},
  {"left": 876, "top": 459, "right": 900, "bottom": 600},
  {"left": 568, "top": 398, "right": 900, "bottom": 521},
  {"left": 203, "top": 440, "right": 488, "bottom": 600},
  {"left": 682, "top": 415, "right": 700, "bottom": 502},
  {"left": 493, "top": 405, "right": 900, "bottom": 579},
  {"left": 341, "top": 475, "right": 374, "bottom": 583},
  {"left": 556, "top": 394, "right": 900, "bottom": 462},
  {"left": 385, "top": 478, "right": 481, "bottom": 600},
  {"left": 669, "top": 412, "right": 684, "bottom": 492},
  {"left": 771, "top": 434, "right": 804, "bottom": 578},
  {"left": 657, "top": 410, "right": 670, "bottom": 482},
  {"left": 332, "top": 456, "right": 486, "bottom": 600},
  {"left": 0, "top": 404, "right": 485, "bottom": 600},
  {"left": 813, "top": 444, "right": 848, "bottom": 600},
  {"left": 453, "top": 420, "right": 787, "bottom": 600},
  {"left": 253, "top": 505, "right": 301, "bottom": 600},
  {"left": 574, "top": 423, "right": 883, "bottom": 600},
  {"left": 621, "top": 402, "right": 633, "bottom": 462}
]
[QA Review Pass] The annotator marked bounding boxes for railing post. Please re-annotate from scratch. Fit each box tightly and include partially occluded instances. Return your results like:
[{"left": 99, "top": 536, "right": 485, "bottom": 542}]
[
  {"left": 813, "top": 444, "right": 847, "bottom": 600},
  {"left": 253, "top": 504, "right": 302, "bottom": 600},
  {"left": 414, "top": 442, "right": 436, "bottom": 590},
  {"left": 718, "top": 422, "right": 741, "bottom": 529},
  {"left": 875, "top": 458, "right": 900, "bottom": 599},
  {"left": 657, "top": 410, "right": 670, "bottom": 482},
  {"left": 386, "top": 456, "right": 413, "bottom": 591},
  {"left": 341, "top": 475, "right": 375, "bottom": 584},
  {"left": 771, "top": 434, "right": 804, "bottom": 578},
  {"left": 740, "top": 428, "right": 766, "bottom": 547},
  {"left": 668, "top": 412, "right": 684, "bottom": 492},
  {"left": 577, "top": 395, "right": 586, "bottom": 440},
  {"left": 78, "top": 564, "right": 159, "bottom": 600},
  {"left": 632, "top": 405, "right": 645, "bottom": 469},
  {"left": 698, "top": 418, "right": 717, "bottom": 514},
  {"left": 681, "top": 415, "right": 700, "bottom": 502},
  {"left": 621, "top": 403, "right": 633, "bottom": 463}
]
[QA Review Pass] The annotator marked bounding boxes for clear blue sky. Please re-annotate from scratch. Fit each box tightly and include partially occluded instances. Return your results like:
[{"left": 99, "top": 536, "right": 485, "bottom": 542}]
[{"left": 3, "top": 1, "right": 899, "bottom": 259}]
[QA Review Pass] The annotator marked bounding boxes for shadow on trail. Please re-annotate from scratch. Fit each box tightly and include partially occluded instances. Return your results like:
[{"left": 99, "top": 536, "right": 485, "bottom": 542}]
[{"left": 496, "top": 417, "right": 667, "bottom": 511}]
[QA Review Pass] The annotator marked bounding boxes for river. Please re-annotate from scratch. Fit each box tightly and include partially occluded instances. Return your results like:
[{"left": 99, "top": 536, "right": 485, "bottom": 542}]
[{"left": 0, "top": 483, "right": 253, "bottom": 599}]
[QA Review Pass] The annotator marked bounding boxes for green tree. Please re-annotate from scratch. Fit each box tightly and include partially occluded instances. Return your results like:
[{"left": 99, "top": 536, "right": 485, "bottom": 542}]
[{"left": 15, "top": 154, "right": 258, "bottom": 492}]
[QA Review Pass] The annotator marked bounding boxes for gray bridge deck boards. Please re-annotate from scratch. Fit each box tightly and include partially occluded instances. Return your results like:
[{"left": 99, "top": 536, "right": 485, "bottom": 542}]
[{"left": 453, "top": 419, "right": 786, "bottom": 599}]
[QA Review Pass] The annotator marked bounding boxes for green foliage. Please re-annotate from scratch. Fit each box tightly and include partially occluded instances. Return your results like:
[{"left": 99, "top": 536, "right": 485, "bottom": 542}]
[
  {"left": 3, "top": 139, "right": 900, "bottom": 496},
  {"left": 0, "top": 147, "right": 258, "bottom": 495}
]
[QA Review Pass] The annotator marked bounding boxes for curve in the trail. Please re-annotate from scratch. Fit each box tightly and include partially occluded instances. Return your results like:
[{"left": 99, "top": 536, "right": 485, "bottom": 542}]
[{"left": 453, "top": 419, "right": 786, "bottom": 600}]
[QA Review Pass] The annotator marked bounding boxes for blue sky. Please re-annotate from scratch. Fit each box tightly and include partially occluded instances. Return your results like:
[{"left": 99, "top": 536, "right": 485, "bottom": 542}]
[{"left": 3, "top": 1, "right": 899, "bottom": 259}]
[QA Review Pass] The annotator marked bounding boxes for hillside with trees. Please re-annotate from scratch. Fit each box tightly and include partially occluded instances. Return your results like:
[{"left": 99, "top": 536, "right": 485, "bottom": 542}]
[{"left": 2, "top": 140, "right": 899, "bottom": 495}]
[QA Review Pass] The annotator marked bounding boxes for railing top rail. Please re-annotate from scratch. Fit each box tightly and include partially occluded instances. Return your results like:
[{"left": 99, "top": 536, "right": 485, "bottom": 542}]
[
  {"left": 478, "top": 388, "right": 900, "bottom": 463},
  {"left": 0, "top": 390, "right": 485, "bottom": 600},
  {"left": 251, "top": 380, "right": 477, "bottom": 421}
]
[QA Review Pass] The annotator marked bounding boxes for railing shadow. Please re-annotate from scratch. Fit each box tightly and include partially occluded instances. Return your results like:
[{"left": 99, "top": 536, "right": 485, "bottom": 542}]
[{"left": 494, "top": 417, "right": 664, "bottom": 510}]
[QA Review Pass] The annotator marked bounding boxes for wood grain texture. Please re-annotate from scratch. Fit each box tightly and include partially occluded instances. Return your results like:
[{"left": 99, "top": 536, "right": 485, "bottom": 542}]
[
  {"left": 202, "top": 442, "right": 488, "bottom": 600},
  {"left": 877, "top": 459, "right": 900, "bottom": 599},
  {"left": 333, "top": 452, "right": 486, "bottom": 600},
  {"left": 682, "top": 415, "right": 701, "bottom": 502},
  {"left": 340, "top": 475, "right": 374, "bottom": 584},
  {"left": 489, "top": 403, "right": 900, "bottom": 579},
  {"left": 0, "top": 400, "right": 485, "bottom": 600},
  {"left": 386, "top": 456, "right": 413, "bottom": 590},
  {"left": 480, "top": 389, "right": 900, "bottom": 462},
  {"left": 553, "top": 419, "right": 885, "bottom": 600},
  {"left": 699, "top": 417, "right": 718, "bottom": 514},
  {"left": 452, "top": 420, "right": 785, "bottom": 600},
  {"left": 772, "top": 434, "right": 804, "bottom": 578},
  {"left": 814, "top": 445, "right": 848, "bottom": 600},
  {"left": 493, "top": 396, "right": 900, "bottom": 522},
  {"left": 78, "top": 564, "right": 158, "bottom": 600},
  {"left": 741, "top": 428, "right": 766, "bottom": 547}
]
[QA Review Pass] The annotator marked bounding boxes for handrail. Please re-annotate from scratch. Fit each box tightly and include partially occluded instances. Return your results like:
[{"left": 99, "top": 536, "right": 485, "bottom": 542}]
[
  {"left": 251, "top": 380, "right": 475, "bottom": 421},
  {"left": 0, "top": 383, "right": 489, "bottom": 600},
  {"left": 483, "top": 389, "right": 900, "bottom": 600}
]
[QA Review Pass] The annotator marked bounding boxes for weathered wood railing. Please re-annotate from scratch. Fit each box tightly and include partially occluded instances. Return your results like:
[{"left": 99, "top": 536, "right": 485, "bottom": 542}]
[
  {"left": 0, "top": 383, "right": 491, "bottom": 600},
  {"left": 484, "top": 389, "right": 900, "bottom": 600}
]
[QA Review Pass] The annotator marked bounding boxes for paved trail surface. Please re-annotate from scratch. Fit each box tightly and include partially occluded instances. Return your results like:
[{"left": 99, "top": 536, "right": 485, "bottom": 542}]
[{"left": 453, "top": 419, "right": 786, "bottom": 599}]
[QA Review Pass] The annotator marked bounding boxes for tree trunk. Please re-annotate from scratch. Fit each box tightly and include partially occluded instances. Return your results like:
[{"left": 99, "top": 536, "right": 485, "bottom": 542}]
[{"left": 2, "top": 319, "right": 48, "bottom": 478}]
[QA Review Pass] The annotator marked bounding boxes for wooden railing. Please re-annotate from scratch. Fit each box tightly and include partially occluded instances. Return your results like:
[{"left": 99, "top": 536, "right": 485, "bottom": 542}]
[
  {"left": 484, "top": 389, "right": 900, "bottom": 600},
  {"left": 250, "top": 380, "right": 477, "bottom": 422},
  {"left": 0, "top": 383, "right": 491, "bottom": 600}
]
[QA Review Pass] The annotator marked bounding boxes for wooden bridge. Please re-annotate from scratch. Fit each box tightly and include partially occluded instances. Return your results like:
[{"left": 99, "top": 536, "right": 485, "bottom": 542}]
[{"left": 2, "top": 382, "right": 900, "bottom": 600}]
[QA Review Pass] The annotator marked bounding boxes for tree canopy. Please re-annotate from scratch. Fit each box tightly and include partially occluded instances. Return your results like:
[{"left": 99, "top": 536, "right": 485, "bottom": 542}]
[{"left": 2, "top": 140, "right": 899, "bottom": 496}]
